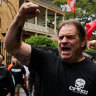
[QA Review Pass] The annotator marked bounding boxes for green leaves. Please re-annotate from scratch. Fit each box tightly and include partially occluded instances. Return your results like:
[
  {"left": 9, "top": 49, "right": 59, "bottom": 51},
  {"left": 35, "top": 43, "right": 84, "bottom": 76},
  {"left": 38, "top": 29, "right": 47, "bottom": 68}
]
[
  {"left": 52, "top": 0, "right": 67, "bottom": 7},
  {"left": 25, "top": 35, "right": 58, "bottom": 48},
  {"left": 85, "top": 48, "right": 96, "bottom": 52},
  {"left": 51, "top": 0, "right": 96, "bottom": 25}
]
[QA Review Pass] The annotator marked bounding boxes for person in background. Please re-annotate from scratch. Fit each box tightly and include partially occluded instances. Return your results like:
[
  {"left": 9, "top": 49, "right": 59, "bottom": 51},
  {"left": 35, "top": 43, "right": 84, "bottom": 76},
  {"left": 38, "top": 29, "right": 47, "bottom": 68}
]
[
  {"left": 0, "top": 54, "right": 15, "bottom": 96},
  {"left": 4, "top": 2, "right": 96, "bottom": 96},
  {"left": 23, "top": 65, "right": 30, "bottom": 89},
  {"left": 10, "top": 58, "right": 29, "bottom": 96},
  {"left": 87, "top": 40, "right": 96, "bottom": 50},
  {"left": 83, "top": 52, "right": 93, "bottom": 60},
  {"left": 0, "top": 54, "right": 6, "bottom": 67},
  {"left": 8, "top": 57, "right": 16, "bottom": 70},
  {"left": 87, "top": 40, "right": 96, "bottom": 63}
]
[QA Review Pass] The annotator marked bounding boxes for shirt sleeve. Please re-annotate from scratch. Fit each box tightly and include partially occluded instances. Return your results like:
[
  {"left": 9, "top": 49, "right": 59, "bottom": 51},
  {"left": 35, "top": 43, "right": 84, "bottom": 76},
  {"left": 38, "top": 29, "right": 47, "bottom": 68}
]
[
  {"left": 29, "top": 46, "right": 49, "bottom": 72},
  {"left": 29, "top": 46, "right": 58, "bottom": 73}
]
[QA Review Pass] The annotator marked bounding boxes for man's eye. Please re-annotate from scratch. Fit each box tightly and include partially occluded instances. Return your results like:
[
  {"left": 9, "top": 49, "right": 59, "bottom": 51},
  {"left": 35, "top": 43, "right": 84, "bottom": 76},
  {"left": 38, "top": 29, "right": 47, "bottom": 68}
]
[
  {"left": 67, "top": 36, "right": 75, "bottom": 39},
  {"left": 59, "top": 36, "right": 63, "bottom": 40}
]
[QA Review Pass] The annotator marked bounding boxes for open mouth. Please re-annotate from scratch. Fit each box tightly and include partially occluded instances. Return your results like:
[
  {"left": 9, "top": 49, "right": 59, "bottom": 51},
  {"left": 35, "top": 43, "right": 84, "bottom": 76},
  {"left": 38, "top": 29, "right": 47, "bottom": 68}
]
[{"left": 61, "top": 47, "right": 71, "bottom": 53}]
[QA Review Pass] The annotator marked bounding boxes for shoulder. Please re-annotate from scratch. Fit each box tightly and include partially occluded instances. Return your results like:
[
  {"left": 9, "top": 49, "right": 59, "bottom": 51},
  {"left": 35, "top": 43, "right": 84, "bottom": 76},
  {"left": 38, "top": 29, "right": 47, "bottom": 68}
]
[
  {"left": 20, "top": 65, "right": 26, "bottom": 71},
  {"left": 32, "top": 46, "right": 58, "bottom": 57},
  {"left": 0, "top": 67, "right": 10, "bottom": 75},
  {"left": 84, "top": 57, "right": 96, "bottom": 71}
]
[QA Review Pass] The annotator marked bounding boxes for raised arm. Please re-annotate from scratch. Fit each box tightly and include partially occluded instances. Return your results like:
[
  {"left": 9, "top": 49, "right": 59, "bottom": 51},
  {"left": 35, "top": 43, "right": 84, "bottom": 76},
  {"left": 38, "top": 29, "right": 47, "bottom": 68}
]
[{"left": 4, "top": 2, "right": 40, "bottom": 65}]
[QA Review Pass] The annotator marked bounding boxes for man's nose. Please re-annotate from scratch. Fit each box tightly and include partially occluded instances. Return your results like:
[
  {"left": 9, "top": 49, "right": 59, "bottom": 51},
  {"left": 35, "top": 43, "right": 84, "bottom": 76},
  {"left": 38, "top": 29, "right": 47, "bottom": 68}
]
[{"left": 62, "top": 37, "right": 68, "bottom": 43}]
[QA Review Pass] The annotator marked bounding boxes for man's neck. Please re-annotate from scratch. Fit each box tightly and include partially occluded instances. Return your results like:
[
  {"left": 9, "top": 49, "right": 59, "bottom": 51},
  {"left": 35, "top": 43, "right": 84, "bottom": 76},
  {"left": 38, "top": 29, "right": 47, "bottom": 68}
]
[{"left": 62, "top": 55, "right": 85, "bottom": 64}]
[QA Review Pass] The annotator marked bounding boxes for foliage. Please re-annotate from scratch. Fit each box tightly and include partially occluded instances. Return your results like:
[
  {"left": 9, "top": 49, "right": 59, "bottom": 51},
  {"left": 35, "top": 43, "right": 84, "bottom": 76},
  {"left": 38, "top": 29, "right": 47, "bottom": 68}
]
[
  {"left": 25, "top": 35, "right": 58, "bottom": 48},
  {"left": 51, "top": 0, "right": 67, "bottom": 6},
  {"left": 64, "top": 12, "right": 74, "bottom": 20},
  {"left": 51, "top": 0, "right": 96, "bottom": 25},
  {"left": 90, "top": 34, "right": 96, "bottom": 40},
  {"left": 85, "top": 48, "right": 96, "bottom": 59},
  {"left": 50, "top": 0, "right": 96, "bottom": 53},
  {"left": 85, "top": 48, "right": 96, "bottom": 52},
  {"left": 76, "top": 0, "right": 96, "bottom": 25},
  {"left": 50, "top": 0, "right": 96, "bottom": 40}
]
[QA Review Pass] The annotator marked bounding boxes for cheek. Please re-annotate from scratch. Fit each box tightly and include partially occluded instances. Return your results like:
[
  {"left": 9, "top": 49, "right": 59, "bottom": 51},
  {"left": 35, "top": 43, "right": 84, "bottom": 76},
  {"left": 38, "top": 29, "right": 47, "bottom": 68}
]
[
  {"left": 72, "top": 38, "right": 80, "bottom": 44},
  {"left": 70, "top": 40, "right": 81, "bottom": 49},
  {"left": 58, "top": 41, "right": 62, "bottom": 53},
  {"left": 58, "top": 41, "right": 61, "bottom": 47}
]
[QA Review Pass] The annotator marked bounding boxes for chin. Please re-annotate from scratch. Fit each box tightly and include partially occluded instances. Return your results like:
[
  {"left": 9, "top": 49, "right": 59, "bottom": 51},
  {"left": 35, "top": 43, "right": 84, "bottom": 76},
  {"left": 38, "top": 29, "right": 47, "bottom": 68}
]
[{"left": 61, "top": 55, "right": 71, "bottom": 61}]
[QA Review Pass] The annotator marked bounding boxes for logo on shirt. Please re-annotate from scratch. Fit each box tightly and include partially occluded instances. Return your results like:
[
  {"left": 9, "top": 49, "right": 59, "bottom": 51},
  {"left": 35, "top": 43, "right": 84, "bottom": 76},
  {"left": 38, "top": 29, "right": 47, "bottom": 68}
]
[
  {"left": 69, "top": 78, "right": 88, "bottom": 95},
  {"left": 11, "top": 69, "right": 21, "bottom": 72}
]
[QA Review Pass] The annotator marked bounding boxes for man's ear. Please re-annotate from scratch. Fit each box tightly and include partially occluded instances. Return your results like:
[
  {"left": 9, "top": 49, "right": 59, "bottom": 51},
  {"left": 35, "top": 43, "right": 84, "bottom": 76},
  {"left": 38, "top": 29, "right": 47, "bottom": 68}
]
[{"left": 81, "top": 37, "right": 86, "bottom": 48}]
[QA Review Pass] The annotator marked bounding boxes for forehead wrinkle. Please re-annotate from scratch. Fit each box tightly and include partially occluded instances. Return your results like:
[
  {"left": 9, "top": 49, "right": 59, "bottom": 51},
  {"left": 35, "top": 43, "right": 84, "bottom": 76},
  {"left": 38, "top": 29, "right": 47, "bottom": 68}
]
[{"left": 59, "top": 27, "right": 78, "bottom": 36}]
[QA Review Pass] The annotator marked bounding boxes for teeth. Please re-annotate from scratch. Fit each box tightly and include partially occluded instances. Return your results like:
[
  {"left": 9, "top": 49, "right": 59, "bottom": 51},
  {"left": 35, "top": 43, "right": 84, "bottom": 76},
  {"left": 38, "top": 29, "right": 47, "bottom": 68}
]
[
  {"left": 62, "top": 47, "right": 70, "bottom": 50},
  {"left": 61, "top": 48, "right": 71, "bottom": 52}
]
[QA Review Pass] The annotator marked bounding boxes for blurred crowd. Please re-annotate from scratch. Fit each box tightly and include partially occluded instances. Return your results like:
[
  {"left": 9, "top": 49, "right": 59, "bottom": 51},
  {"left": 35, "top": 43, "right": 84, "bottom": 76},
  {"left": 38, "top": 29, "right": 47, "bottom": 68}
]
[{"left": 0, "top": 55, "right": 40, "bottom": 96}]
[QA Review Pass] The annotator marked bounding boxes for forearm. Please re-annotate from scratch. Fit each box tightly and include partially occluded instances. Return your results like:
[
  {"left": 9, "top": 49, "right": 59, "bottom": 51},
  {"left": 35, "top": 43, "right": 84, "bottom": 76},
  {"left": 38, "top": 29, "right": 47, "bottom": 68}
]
[
  {"left": 4, "top": 2, "right": 40, "bottom": 64},
  {"left": 24, "top": 75, "right": 27, "bottom": 83},
  {"left": 4, "top": 14, "right": 25, "bottom": 52},
  {"left": 4, "top": 2, "right": 40, "bottom": 52}
]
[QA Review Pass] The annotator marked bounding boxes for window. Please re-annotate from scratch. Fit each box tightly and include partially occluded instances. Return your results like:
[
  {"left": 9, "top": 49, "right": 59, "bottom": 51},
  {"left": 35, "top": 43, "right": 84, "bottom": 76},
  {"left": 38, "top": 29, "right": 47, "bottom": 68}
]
[{"left": 0, "top": 0, "right": 2, "bottom": 6}]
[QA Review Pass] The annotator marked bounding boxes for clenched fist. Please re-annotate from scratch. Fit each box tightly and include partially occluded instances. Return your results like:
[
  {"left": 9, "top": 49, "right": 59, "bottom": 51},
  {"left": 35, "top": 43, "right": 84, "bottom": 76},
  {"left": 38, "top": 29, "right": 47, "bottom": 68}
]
[
  {"left": 17, "top": 2, "right": 40, "bottom": 20},
  {"left": 88, "top": 40, "right": 96, "bottom": 50}
]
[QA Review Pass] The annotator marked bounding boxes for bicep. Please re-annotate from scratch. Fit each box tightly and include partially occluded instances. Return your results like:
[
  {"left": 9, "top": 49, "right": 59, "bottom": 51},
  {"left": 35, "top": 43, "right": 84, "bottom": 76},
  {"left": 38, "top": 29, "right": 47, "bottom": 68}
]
[{"left": 10, "top": 42, "right": 31, "bottom": 65}]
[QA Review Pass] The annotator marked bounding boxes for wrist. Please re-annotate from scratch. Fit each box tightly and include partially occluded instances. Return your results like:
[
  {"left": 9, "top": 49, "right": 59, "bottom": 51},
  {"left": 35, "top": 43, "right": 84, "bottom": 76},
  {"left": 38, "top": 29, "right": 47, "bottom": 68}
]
[{"left": 14, "top": 13, "right": 26, "bottom": 28}]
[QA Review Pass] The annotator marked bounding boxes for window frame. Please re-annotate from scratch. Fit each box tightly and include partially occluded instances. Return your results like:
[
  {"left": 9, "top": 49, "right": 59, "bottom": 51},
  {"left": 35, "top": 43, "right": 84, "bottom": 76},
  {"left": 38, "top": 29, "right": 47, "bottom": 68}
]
[{"left": 0, "top": 0, "right": 2, "bottom": 6}]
